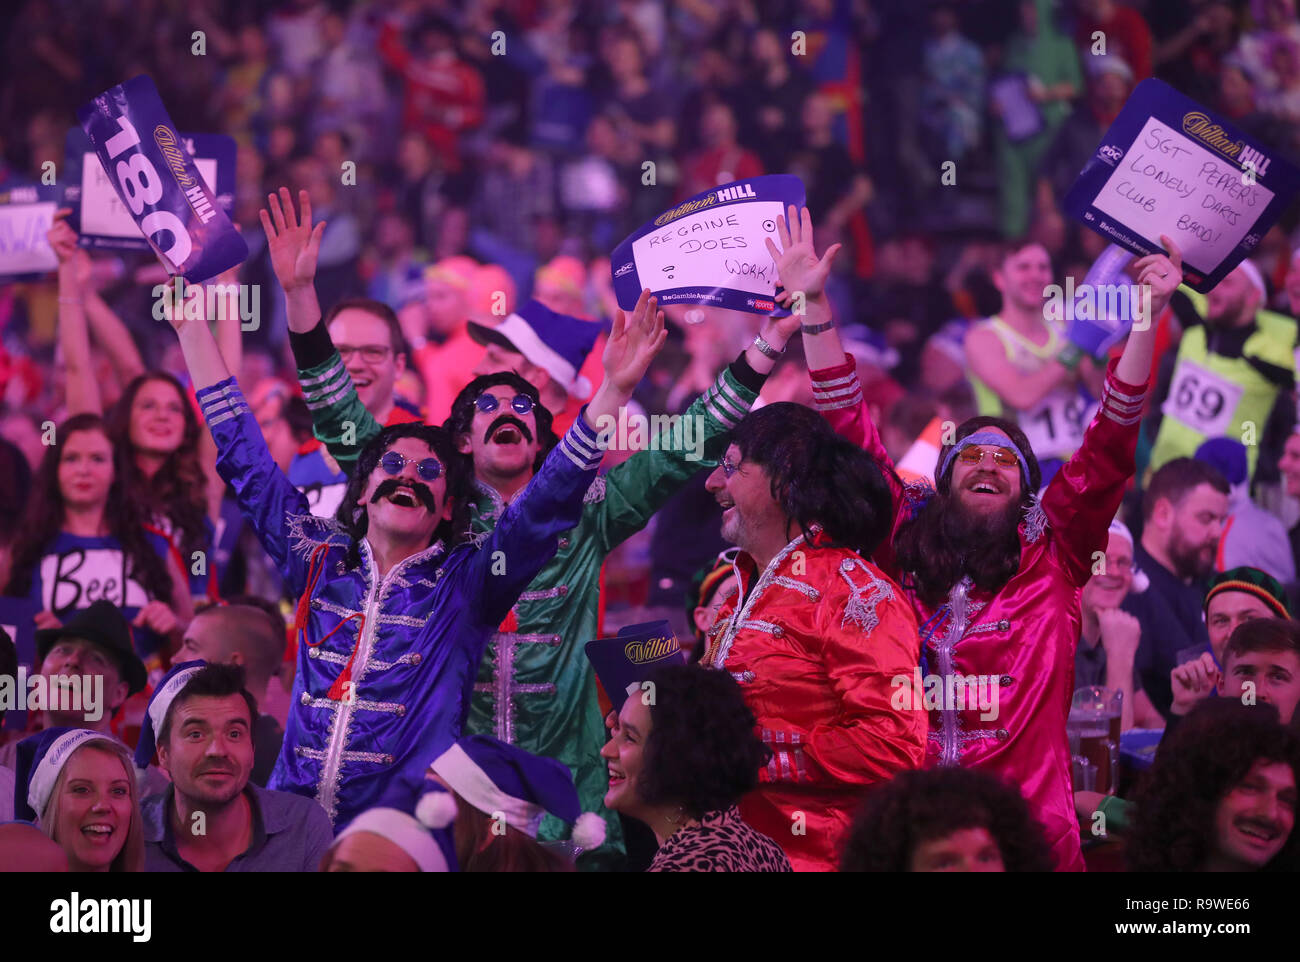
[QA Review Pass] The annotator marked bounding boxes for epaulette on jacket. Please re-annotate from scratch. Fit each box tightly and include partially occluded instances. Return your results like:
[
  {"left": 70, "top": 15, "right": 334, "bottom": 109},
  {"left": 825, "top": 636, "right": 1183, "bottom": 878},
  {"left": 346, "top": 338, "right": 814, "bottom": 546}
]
[
  {"left": 583, "top": 475, "right": 607, "bottom": 504},
  {"left": 287, "top": 512, "right": 349, "bottom": 561},
  {"left": 1020, "top": 493, "right": 1048, "bottom": 544},
  {"left": 838, "top": 557, "right": 895, "bottom": 634}
]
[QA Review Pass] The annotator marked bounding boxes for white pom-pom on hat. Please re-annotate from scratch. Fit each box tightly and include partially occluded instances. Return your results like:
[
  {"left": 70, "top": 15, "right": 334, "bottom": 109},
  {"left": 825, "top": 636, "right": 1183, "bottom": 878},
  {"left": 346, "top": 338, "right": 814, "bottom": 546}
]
[
  {"left": 415, "top": 789, "right": 458, "bottom": 829},
  {"left": 571, "top": 812, "right": 607, "bottom": 850}
]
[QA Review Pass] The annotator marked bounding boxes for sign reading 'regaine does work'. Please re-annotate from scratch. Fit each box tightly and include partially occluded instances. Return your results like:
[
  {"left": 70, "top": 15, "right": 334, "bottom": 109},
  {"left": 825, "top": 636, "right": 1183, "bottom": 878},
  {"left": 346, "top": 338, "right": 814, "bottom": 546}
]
[{"left": 1065, "top": 78, "right": 1300, "bottom": 293}]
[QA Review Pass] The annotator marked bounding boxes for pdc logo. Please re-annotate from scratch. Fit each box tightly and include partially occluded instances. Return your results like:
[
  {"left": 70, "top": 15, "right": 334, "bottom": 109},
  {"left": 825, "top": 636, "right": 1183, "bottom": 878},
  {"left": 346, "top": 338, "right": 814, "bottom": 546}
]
[
  {"left": 1098, "top": 144, "right": 1124, "bottom": 164},
  {"left": 614, "top": 261, "right": 634, "bottom": 277}
]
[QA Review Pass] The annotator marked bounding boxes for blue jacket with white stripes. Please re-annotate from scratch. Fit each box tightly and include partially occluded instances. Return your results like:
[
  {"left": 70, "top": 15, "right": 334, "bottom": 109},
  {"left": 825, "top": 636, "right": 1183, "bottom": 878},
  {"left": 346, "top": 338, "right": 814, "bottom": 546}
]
[{"left": 196, "top": 378, "right": 606, "bottom": 829}]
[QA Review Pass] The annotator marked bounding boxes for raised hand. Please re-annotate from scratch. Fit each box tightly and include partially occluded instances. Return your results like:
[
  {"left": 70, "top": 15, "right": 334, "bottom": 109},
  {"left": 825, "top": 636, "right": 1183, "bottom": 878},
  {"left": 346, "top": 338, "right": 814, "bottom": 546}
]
[
  {"left": 46, "top": 208, "right": 79, "bottom": 265},
  {"left": 260, "top": 187, "right": 325, "bottom": 293},
  {"left": 1169, "top": 651, "right": 1218, "bottom": 716},
  {"left": 602, "top": 288, "right": 668, "bottom": 395},
  {"left": 133, "top": 600, "right": 178, "bottom": 637},
  {"left": 764, "top": 204, "right": 842, "bottom": 308},
  {"left": 1133, "top": 233, "right": 1184, "bottom": 310}
]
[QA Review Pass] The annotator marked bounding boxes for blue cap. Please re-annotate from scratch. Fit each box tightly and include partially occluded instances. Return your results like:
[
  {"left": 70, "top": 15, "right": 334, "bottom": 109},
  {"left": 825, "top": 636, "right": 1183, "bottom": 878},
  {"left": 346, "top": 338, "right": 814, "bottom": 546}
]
[
  {"left": 467, "top": 299, "right": 602, "bottom": 397},
  {"left": 585, "top": 620, "right": 684, "bottom": 713}
]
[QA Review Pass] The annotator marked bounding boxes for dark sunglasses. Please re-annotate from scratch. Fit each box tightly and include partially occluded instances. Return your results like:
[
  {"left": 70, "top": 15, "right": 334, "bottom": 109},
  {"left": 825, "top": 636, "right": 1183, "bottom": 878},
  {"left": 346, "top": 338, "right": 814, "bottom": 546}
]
[
  {"left": 379, "top": 450, "right": 443, "bottom": 482},
  {"left": 475, "top": 393, "right": 535, "bottom": 416}
]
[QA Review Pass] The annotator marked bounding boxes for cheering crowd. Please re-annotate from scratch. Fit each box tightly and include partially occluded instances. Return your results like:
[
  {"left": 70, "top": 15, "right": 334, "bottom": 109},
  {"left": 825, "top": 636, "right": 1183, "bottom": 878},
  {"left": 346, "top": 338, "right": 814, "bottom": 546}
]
[{"left": 2, "top": 0, "right": 1300, "bottom": 873}]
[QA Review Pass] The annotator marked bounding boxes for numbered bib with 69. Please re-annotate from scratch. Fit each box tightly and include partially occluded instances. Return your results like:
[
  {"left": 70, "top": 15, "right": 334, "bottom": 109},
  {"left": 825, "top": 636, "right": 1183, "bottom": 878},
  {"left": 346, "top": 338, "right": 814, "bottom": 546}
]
[{"left": 1161, "top": 358, "right": 1244, "bottom": 437}]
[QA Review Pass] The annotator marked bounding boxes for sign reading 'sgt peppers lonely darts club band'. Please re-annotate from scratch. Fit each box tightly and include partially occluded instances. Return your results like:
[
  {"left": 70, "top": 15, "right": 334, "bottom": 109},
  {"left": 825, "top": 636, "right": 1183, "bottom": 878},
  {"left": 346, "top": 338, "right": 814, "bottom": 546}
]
[
  {"left": 73, "top": 75, "right": 247, "bottom": 282},
  {"left": 610, "top": 174, "right": 806, "bottom": 316},
  {"left": 1064, "top": 78, "right": 1300, "bottom": 293}
]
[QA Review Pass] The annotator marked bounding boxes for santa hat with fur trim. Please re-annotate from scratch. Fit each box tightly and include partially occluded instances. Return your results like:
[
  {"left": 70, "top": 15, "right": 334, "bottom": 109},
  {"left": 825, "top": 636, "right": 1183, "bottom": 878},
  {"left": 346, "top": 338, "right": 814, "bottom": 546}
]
[{"left": 431, "top": 735, "right": 606, "bottom": 851}]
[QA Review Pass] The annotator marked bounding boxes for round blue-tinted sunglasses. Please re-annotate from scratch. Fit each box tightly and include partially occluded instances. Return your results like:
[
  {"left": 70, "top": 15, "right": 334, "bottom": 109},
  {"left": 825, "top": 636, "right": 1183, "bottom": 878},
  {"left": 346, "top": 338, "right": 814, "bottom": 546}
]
[
  {"left": 475, "top": 393, "right": 534, "bottom": 416},
  {"left": 379, "top": 450, "right": 443, "bottom": 482}
]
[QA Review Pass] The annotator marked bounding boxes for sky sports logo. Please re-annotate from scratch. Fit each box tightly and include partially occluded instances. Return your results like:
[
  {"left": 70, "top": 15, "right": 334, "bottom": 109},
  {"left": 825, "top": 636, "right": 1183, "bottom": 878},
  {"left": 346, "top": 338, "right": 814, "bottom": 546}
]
[{"left": 50, "top": 893, "right": 151, "bottom": 942}]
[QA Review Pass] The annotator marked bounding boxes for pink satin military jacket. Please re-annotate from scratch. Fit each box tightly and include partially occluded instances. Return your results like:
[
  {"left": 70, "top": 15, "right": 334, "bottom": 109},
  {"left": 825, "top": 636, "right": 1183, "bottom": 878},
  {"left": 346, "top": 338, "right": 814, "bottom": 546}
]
[{"left": 810, "top": 354, "right": 1148, "bottom": 871}]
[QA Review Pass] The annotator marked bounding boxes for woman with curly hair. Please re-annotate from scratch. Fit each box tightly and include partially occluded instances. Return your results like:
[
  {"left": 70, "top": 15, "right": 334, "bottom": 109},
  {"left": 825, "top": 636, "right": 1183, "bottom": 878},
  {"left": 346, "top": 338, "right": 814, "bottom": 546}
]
[
  {"left": 599, "top": 663, "right": 791, "bottom": 871},
  {"left": 0, "top": 413, "right": 191, "bottom": 655},
  {"left": 1128, "top": 698, "right": 1300, "bottom": 872},
  {"left": 839, "top": 767, "right": 1054, "bottom": 871}
]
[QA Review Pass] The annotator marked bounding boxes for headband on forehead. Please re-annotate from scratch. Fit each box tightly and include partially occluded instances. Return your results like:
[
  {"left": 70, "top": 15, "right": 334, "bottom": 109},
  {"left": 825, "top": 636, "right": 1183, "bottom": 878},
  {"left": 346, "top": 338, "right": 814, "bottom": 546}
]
[{"left": 938, "top": 430, "right": 1030, "bottom": 486}]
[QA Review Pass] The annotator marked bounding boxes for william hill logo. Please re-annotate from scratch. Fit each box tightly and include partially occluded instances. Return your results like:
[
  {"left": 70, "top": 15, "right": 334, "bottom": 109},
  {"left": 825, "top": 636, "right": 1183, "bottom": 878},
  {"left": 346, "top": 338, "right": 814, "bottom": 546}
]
[
  {"left": 652, "top": 183, "right": 758, "bottom": 226},
  {"left": 624, "top": 634, "right": 679, "bottom": 664},
  {"left": 1181, "top": 111, "right": 1244, "bottom": 161}
]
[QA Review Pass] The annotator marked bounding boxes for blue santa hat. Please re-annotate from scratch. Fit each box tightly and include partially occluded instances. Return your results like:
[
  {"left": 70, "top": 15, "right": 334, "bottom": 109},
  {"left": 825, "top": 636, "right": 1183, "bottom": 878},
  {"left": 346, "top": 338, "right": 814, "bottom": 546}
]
[
  {"left": 467, "top": 299, "right": 602, "bottom": 397},
  {"left": 331, "top": 772, "right": 459, "bottom": 872},
  {"left": 14, "top": 727, "right": 120, "bottom": 824},
  {"left": 133, "top": 659, "right": 207, "bottom": 771},
  {"left": 431, "top": 735, "right": 606, "bottom": 850}
]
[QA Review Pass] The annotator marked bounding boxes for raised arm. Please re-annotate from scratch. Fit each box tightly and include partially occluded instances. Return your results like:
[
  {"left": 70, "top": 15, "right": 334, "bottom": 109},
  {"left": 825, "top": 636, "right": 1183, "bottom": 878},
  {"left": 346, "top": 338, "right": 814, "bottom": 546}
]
[
  {"left": 768, "top": 205, "right": 901, "bottom": 494},
  {"left": 260, "top": 188, "right": 381, "bottom": 474},
  {"left": 1042, "top": 237, "right": 1182, "bottom": 585},
  {"left": 48, "top": 209, "right": 102, "bottom": 416},
  {"left": 164, "top": 276, "right": 314, "bottom": 592}
]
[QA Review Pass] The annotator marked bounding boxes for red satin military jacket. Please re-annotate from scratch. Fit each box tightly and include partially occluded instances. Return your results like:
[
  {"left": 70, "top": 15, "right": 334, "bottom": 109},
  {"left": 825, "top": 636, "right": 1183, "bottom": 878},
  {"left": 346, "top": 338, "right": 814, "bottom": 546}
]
[
  {"left": 703, "top": 531, "right": 927, "bottom": 872},
  {"left": 810, "top": 355, "right": 1148, "bottom": 871}
]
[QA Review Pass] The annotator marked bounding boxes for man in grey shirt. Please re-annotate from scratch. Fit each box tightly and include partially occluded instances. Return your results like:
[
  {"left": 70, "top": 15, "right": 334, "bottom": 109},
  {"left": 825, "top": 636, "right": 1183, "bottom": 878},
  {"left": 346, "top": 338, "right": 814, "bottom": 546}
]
[{"left": 138, "top": 662, "right": 331, "bottom": 872}]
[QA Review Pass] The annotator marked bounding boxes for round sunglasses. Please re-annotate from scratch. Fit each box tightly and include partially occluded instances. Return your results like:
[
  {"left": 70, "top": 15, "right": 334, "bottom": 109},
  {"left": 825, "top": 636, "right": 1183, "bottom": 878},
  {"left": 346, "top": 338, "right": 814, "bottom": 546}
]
[
  {"left": 379, "top": 450, "right": 443, "bottom": 482},
  {"left": 954, "top": 446, "right": 1019, "bottom": 469},
  {"left": 475, "top": 393, "right": 535, "bottom": 416}
]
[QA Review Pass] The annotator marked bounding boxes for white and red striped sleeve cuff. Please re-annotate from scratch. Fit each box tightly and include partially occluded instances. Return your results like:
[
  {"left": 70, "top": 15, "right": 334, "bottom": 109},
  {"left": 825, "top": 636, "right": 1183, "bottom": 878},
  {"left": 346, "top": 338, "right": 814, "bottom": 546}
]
[
  {"left": 809, "top": 354, "right": 863, "bottom": 412},
  {"left": 1100, "top": 359, "right": 1148, "bottom": 427}
]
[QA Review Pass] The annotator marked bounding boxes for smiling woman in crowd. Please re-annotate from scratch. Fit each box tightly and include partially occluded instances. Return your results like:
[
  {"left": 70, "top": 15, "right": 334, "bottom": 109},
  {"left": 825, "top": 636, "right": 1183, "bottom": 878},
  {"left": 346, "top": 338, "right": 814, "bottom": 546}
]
[
  {"left": 600, "top": 663, "right": 790, "bottom": 872},
  {"left": 0, "top": 413, "right": 191, "bottom": 656},
  {"left": 14, "top": 728, "right": 146, "bottom": 873}
]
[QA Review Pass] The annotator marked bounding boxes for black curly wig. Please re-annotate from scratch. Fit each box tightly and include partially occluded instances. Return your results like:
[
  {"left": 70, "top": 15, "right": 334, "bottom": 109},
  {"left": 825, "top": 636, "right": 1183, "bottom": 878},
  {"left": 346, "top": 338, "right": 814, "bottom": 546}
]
[
  {"left": 839, "top": 767, "right": 1054, "bottom": 872},
  {"left": 336, "top": 422, "right": 474, "bottom": 570},
  {"left": 636, "top": 663, "right": 770, "bottom": 820},
  {"left": 445, "top": 372, "right": 557, "bottom": 473},
  {"left": 1128, "top": 698, "right": 1300, "bottom": 872},
  {"left": 729, "top": 402, "right": 895, "bottom": 556}
]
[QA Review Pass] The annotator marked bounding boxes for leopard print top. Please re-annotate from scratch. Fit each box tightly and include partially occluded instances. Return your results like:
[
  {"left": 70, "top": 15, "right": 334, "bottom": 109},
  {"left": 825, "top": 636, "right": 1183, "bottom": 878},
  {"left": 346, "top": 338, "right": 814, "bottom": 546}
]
[{"left": 647, "top": 806, "right": 792, "bottom": 872}]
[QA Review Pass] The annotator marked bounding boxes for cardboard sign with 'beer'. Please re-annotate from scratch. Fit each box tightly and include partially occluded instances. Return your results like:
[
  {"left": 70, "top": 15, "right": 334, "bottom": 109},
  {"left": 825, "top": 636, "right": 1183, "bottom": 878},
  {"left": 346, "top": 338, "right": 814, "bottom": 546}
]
[
  {"left": 1064, "top": 78, "right": 1300, "bottom": 292},
  {"left": 73, "top": 75, "right": 246, "bottom": 282},
  {"left": 610, "top": 174, "right": 806, "bottom": 315}
]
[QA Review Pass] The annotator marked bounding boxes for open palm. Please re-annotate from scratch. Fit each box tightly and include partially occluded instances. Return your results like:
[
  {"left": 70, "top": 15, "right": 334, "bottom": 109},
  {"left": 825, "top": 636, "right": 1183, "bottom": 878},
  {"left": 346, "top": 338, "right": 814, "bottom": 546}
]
[
  {"left": 765, "top": 204, "right": 841, "bottom": 305},
  {"left": 604, "top": 288, "right": 668, "bottom": 394},
  {"left": 260, "top": 187, "right": 325, "bottom": 292}
]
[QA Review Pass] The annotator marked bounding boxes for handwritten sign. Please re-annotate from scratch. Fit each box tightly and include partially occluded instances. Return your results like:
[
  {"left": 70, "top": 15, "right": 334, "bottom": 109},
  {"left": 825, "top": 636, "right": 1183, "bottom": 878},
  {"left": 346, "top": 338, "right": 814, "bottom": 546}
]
[
  {"left": 1064, "top": 79, "right": 1300, "bottom": 292},
  {"left": 69, "top": 75, "right": 246, "bottom": 281},
  {"left": 0, "top": 185, "right": 59, "bottom": 277},
  {"left": 38, "top": 546, "right": 151, "bottom": 614},
  {"left": 610, "top": 174, "right": 806, "bottom": 315}
]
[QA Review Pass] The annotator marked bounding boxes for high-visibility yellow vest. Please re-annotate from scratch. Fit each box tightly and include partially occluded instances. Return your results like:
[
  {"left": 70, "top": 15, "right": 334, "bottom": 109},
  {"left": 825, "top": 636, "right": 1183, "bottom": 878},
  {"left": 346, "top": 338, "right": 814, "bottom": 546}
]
[{"left": 1148, "top": 290, "right": 1296, "bottom": 481}]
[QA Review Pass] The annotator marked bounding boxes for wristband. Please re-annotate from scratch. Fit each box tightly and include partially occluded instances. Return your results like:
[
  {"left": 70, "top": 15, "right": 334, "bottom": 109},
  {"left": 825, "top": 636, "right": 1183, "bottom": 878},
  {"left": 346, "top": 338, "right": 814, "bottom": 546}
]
[
  {"left": 753, "top": 334, "right": 785, "bottom": 360},
  {"left": 800, "top": 319, "right": 835, "bottom": 336},
  {"left": 1057, "top": 342, "right": 1084, "bottom": 371}
]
